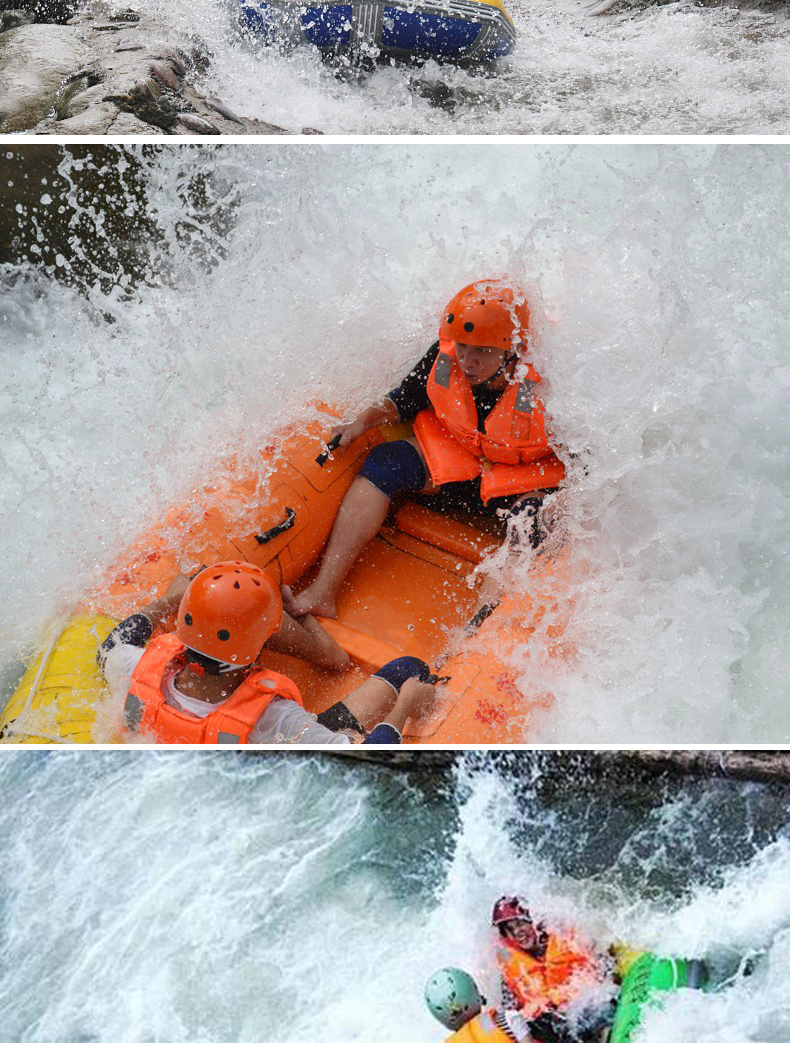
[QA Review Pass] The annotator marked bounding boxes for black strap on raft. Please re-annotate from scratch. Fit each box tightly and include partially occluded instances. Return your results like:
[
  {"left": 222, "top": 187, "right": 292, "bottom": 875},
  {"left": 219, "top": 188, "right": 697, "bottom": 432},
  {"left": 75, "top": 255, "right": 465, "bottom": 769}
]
[
  {"left": 315, "top": 433, "right": 343, "bottom": 467},
  {"left": 425, "top": 672, "right": 451, "bottom": 686},
  {"left": 255, "top": 506, "right": 296, "bottom": 545},
  {"left": 465, "top": 600, "right": 500, "bottom": 634}
]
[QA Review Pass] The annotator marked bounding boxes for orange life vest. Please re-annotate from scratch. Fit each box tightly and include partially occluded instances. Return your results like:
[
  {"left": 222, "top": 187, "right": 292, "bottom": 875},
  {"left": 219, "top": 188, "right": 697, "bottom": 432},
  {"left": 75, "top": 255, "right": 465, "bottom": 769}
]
[
  {"left": 496, "top": 932, "right": 602, "bottom": 1019},
  {"left": 413, "top": 342, "right": 566, "bottom": 504},
  {"left": 448, "top": 1009, "right": 515, "bottom": 1043},
  {"left": 123, "top": 632, "right": 303, "bottom": 744}
]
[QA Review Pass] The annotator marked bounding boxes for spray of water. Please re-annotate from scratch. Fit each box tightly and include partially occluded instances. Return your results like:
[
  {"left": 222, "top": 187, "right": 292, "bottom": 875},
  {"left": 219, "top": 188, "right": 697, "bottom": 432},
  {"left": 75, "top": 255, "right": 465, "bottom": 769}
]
[
  {"left": 115, "top": 0, "right": 790, "bottom": 133},
  {"left": 1, "top": 144, "right": 788, "bottom": 741},
  {"left": 5, "top": 752, "right": 787, "bottom": 1043}
]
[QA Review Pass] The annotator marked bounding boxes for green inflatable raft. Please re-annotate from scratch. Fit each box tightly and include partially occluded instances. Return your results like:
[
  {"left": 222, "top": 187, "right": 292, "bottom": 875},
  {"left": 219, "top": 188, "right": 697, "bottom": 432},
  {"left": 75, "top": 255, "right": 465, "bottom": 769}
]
[{"left": 609, "top": 951, "right": 709, "bottom": 1043}]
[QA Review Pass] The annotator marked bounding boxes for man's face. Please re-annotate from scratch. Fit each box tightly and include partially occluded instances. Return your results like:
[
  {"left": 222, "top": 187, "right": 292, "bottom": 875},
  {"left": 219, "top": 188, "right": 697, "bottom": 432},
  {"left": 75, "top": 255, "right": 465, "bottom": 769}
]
[
  {"left": 455, "top": 342, "right": 506, "bottom": 386},
  {"left": 502, "top": 918, "right": 538, "bottom": 951}
]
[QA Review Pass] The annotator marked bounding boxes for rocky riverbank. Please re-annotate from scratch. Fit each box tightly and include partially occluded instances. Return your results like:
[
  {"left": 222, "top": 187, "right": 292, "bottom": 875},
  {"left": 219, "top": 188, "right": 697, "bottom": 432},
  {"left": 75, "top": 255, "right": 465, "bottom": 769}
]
[
  {"left": 0, "top": 0, "right": 315, "bottom": 134},
  {"left": 334, "top": 750, "right": 790, "bottom": 786}
]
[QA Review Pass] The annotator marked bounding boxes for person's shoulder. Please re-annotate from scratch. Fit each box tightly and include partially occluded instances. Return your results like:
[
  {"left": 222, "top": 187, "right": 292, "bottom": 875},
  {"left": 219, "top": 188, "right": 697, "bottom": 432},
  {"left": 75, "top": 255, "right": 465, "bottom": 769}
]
[{"left": 102, "top": 642, "right": 146, "bottom": 697}]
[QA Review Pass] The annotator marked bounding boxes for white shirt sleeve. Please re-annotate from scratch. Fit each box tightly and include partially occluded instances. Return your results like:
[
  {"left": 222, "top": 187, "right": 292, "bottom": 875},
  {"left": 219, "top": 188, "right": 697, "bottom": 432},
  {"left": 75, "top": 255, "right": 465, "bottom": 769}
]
[
  {"left": 249, "top": 697, "right": 352, "bottom": 745},
  {"left": 102, "top": 643, "right": 145, "bottom": 702},
  {"left": 102, "top": 646, "right": 349, "bottom": 746}
]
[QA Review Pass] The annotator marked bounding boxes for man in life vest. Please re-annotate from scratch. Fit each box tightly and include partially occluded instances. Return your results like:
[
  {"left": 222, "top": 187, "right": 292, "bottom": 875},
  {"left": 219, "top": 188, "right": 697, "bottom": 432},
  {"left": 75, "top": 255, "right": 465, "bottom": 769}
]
[
  {"left": 285, "top": 278, "right": 565, "bottom": 621},
  {"left": 424, "top": 967, "right": 536, "bottom": 1043},
  {"left": 98, "top": 560, "right": 441, "bottom": 744},
  {"left": 492, "top": 897, "right": 614, "bottom": 1043}
]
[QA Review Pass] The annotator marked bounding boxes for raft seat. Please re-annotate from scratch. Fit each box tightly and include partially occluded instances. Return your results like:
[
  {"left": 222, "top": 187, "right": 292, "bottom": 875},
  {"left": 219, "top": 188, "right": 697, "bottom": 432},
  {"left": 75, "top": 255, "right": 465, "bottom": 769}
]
[{"left": 393, "top": 502, "right": 503, "bottom": 564}]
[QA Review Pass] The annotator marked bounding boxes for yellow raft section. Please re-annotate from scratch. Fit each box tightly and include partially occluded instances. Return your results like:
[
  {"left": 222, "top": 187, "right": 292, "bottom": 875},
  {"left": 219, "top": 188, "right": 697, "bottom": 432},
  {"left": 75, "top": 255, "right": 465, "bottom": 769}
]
[{"left": 1, "top": 615, "right": 118, "bottom": 744}]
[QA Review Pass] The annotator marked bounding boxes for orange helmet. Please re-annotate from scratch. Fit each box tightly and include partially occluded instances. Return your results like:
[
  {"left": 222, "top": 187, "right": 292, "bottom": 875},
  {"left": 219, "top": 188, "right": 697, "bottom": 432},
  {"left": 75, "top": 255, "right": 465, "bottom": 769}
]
[
  {"left": 441, "top": 279, "right": 530, "bottom": 352},
  {"left": 176, "top": 561, "right": 282, "bottom": 667}
]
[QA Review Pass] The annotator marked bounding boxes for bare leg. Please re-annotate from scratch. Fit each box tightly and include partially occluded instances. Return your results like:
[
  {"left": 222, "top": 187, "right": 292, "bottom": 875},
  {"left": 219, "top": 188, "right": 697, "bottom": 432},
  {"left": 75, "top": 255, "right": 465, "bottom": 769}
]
[
  {"left": 340, "top": 675, "right": 398, "bottom": 732},
  {"left": 264, "top": 612, "right": 351, "bottom": 670},
  {"left": 284, "top": 476, "right": 391, "bottom": 619}
]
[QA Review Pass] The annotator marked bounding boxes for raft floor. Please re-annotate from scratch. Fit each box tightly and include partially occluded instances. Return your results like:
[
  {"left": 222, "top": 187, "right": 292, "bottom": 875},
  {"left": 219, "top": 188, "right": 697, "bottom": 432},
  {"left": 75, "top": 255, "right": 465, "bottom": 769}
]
[{"left": 255, "top": 501, "right": 503, "bottom": 735}]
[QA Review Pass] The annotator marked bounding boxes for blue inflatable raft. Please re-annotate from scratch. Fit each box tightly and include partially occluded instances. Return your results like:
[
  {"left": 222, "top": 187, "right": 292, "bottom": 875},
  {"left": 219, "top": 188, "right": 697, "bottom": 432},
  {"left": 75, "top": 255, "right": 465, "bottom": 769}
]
[{"left": 239, "top": 0, "right": 516, "bottom": 63}]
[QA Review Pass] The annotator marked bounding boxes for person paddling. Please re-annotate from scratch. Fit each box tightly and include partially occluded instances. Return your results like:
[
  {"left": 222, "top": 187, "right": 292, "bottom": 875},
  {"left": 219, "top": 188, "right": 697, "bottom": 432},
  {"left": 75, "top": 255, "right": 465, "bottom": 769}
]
[{"left": 492, "top": 896, "right": 614, "bottom": 1043}]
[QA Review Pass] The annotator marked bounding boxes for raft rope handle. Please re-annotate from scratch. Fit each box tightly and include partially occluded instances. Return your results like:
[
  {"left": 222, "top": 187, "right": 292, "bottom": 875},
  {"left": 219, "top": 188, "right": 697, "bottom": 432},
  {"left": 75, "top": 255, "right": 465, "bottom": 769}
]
[
  {"left": 315, "top": 433, "right": 343, "bottom": 467},
  {"left": 5, "top": 616, "right": 70, "bottom": 741},
  {"left": 255, "top": 506, "right": 297, "bottom": 545}
]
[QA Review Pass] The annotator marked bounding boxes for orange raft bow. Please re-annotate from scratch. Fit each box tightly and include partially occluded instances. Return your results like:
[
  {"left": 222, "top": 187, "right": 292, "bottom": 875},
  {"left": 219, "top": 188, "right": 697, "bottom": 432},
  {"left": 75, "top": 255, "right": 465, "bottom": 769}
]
[
  {"left": 495, "top": 932, "right": 602, "bottom": 1020},
  {"left": 413, "top": 343, "right": 566, "bottom": 504},
  {"left": 124, "top": 632, "right": 303, "bottom": 743}
]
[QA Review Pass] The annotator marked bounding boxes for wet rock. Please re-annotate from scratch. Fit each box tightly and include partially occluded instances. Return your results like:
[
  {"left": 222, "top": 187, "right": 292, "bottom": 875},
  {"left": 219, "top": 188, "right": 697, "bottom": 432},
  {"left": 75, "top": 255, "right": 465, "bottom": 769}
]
[
  {"left": 53, "top": 69, "right": 90, "bottom": 117},
  {"left": 176, "top": 112, "right": 220, "bottom": 134},
  {"left": 106, "top": 8, "right": 139, "bottom": 21},
  {"left": 106, "top": 78, "right": 179, "bottom": 130},
  {"left": 0, "top": 1, "right": 303, "bottom": 134},
  {"left": 149, "top": 58, "right": 182, "bottom": 91},
  {"left": 204, "top": 97, "right": 243, "bottom": 124},
  {"left": 0, "top": 23, "right": 87, "bottom": 131},
  {"left": 1, "top": 10, "right": 34, "bottom": 31}
]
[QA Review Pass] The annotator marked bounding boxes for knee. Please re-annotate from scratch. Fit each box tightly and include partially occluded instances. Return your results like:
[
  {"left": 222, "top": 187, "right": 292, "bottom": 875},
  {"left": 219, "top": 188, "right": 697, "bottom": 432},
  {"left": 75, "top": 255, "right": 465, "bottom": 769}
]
[
  {"left": 373, "top": 656, "right": 432, "bottom": 692},
  {"left": 358, "top": 440, "right": 427, "bottom": 498}
]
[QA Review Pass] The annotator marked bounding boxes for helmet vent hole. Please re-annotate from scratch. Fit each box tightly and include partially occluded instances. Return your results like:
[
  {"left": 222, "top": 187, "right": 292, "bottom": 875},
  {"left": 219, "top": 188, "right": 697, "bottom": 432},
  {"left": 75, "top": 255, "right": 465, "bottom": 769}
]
[
  {"left": 217, "top": 629, "right": 231, "bottom": 641},
  {"left": 234, "top": 581, "right": 240, "bottom": 589},
  {"left": 212, "top": 575, "right": 222, "bottom": 580},
  {"left": 252, "top": 579, "right": 260, "bottom": 586},
  {"left": 184, "top": 613, "right": 193, "bottom": 626},
  {"left": 464, "top": 321, "right": 475, "bottom": 333},
  {"left": 447, "top": 313, "right": 454, "bottom": 324}
]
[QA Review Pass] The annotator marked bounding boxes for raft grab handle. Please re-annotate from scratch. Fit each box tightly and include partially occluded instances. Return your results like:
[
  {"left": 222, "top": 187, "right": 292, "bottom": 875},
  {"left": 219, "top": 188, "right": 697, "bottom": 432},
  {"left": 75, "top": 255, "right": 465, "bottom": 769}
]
[
  {"left": 315, "top": 433, "right": 343, "bottom": 466},
  {"left": 255, "top": 506, "right": 297, "bottom": 544}
]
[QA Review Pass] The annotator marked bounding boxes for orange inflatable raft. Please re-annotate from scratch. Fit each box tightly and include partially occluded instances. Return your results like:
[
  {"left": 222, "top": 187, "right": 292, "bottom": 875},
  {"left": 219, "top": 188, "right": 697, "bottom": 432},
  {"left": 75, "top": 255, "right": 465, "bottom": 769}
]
[{"left": 0, "top": 410, "right": 571, "bottom": 744}]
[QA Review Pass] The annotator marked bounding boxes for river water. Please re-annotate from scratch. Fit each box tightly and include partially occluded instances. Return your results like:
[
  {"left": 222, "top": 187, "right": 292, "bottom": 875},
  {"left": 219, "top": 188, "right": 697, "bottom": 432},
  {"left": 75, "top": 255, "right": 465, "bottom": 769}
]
[
  {"left": 118, "top": 0, "right": 790, "bottom": 133},
  {"left": 1, "top": 143, "right": 788, "bottom": 742},
  {"left": 1, "top": 750, "right": 789, "bottom": 1043}
]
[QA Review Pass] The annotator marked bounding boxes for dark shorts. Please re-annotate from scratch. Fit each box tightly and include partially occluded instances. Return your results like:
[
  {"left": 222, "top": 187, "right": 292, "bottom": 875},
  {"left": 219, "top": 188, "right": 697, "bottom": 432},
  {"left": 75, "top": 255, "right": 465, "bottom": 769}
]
[
  {"left": 359, "top": 439, "right": 550, "bottom": 545},
  {"left": 316, "top": 701, "right": 366, "bottom": 736}
]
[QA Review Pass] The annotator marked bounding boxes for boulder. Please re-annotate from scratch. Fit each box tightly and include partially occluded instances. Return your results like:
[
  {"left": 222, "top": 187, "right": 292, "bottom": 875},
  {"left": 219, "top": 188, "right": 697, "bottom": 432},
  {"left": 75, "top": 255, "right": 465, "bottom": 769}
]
[{"left": 0, "top": 23, "right": 87, "bottom": 131}]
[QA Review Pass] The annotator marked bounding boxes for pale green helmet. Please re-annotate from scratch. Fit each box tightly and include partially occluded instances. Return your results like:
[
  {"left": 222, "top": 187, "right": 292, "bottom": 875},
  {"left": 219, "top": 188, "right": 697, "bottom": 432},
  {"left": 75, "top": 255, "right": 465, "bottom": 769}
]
[{"left": 424, "top": 967, "right": 484, "bottom": 1031}]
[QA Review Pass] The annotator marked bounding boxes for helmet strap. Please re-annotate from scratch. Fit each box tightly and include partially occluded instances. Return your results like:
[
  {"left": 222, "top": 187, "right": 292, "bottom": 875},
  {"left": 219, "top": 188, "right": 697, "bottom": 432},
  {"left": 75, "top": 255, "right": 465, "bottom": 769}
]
[{"left": 184, "top": 646, "right": 248, "bottom": 677}]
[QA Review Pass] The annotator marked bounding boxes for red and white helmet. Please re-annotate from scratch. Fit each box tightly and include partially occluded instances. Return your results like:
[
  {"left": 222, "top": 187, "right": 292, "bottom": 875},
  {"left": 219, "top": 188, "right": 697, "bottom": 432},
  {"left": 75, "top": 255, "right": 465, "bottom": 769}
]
[{"left": 492, "top": 895, "right": 532, "bottom": 927}]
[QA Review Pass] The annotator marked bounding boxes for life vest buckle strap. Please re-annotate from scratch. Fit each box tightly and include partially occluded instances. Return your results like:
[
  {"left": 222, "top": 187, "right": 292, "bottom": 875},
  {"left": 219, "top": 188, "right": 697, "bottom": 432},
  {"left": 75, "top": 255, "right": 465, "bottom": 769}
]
[
  {"left": 514, "top": 380, "right": 537, "bottom": 414},
  {"left": 124, "top": 692, "right": 145, "bottom": 731},
  {"left": 434, "top": 352, "right": 453, "bottom": 389}
]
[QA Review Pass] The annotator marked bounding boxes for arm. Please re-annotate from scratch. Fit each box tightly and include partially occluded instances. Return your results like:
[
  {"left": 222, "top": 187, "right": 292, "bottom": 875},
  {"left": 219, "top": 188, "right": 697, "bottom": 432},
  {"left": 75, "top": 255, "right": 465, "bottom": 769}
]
[
  {"left": 263, "top": 612, "right": 351, "bottom": 670},
  {"left": 98, "top": 573, "right": 191, "bottom": 670},
  {"left": 330, "top": 398, "right": 400, "bottom": 448},
  {"left": 135, "top": 573, "right": 192, "bottom": 630},
  {"left": 330, "top": 344, "right": 440, "bottom": 447}
]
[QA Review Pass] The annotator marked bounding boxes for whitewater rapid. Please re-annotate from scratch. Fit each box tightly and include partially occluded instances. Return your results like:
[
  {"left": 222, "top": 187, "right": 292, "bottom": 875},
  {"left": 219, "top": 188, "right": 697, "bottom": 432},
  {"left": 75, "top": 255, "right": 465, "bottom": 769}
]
[
  {"left": 1, "top": 752, "right": 789, "bottom": 1043},
  {"left": 114, "top": 0, "right": 790, "bottom": 133},
  {"left": 1, "top": 143, "right": 788, "bottom": 741}
]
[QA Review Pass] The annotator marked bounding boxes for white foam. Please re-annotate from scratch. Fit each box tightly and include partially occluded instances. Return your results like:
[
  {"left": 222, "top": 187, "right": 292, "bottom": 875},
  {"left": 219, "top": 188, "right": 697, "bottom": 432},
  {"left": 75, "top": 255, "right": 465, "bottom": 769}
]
[
  {"left": 1, "top": 145, "right": 789, "bottom": 741},
  {"left": 118, "top": 0, "right": 790, "bottom": 133}
]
